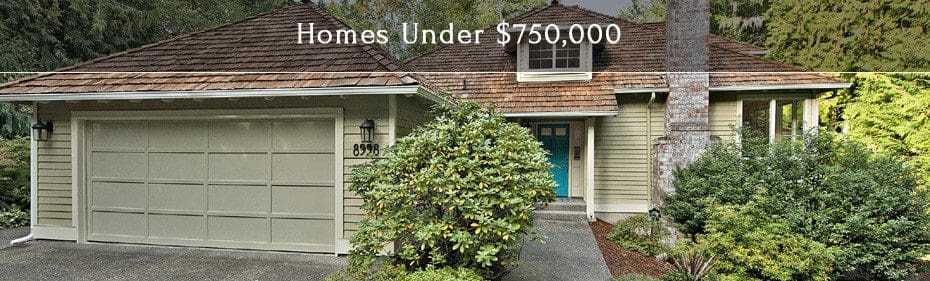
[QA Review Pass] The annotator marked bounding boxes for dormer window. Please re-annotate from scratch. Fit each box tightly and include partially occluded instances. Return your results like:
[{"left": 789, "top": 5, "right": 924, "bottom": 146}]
[
  {"left": 528, "top": 43, "right": 582, "bottom": 70},
  {"left": 518, "top": 41, "right": 593, "bottom": 82}
]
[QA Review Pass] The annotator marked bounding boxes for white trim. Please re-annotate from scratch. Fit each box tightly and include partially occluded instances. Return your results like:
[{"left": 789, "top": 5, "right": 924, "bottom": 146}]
[
  {"left": 71, "top": 120, "right": 81, "bottom": 232},
  {"left": 768, "top": 99, "right": 777, "bottom": 143},
  {"left": 72, "top": 108, "right": 345, "bottom": 254},
  {"left": 0, "top": 86, "right": 424, "bottom": 102},
  {"left": 614, "top": 83, "right": 850, "bottom": 94},
  {"left": 29, "top": 103, "right": 37, "bottom": 228},
  {"left": 584, "top": 118, "right": 595, "bottom": 221},
  {"left": 33, "top": 226, "right": 77, "bottom": 241},
  {"left": 503, "top": 111, "right": 617, "bottom": 118},
  {"left": 710, "top": 83, "right": 851, "bottom": 91},
  {"left": 594, "top": 203, "right": 650, "bottom": 213}
]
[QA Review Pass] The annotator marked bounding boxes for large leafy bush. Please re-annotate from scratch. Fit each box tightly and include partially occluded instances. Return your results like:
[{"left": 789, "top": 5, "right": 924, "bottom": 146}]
[
  {"left": 664, "top": 132, "right": 930, "bottom": 280},
  {"left": 348, "top": 102, "right": 556, "bottom": 276},
  {"left": 0, "top": 137, "right": 29, "bottom": 212},
  {"left": 607, "top": 215, "right": 671, "bottom": 256},
  {"left": 700, "top": 201, "right": 835, "bottom": 281},
  {"left": 0, "top": 209, "right": 29, "bottom": 229}
]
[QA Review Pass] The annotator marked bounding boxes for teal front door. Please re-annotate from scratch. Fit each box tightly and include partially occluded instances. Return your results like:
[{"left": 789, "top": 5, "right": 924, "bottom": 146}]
[{"left": 538, "top": 124, "right": 570, "bottom": 197}]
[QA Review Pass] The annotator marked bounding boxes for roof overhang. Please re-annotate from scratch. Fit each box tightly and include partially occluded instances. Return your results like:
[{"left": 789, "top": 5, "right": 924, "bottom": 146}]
[
  {"left": 613, "top": 83, "right": 852, "bottom": 94},
  {"left": 502, "top": 111, "right": 618, "bottom": 118},
  {"left": 0, "top": 85, "right": 445, "bottom": 103}
]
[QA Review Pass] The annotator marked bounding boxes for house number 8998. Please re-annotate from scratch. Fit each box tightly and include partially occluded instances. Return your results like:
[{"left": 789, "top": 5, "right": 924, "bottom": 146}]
[{"left": 353, "top": 143, "right": 380, "bottom": 156}]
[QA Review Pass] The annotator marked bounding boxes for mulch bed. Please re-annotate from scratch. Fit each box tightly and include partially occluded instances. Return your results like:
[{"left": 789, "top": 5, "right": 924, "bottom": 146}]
[{"left": 590, "top": 219, "right": 667, "bottom": 278}]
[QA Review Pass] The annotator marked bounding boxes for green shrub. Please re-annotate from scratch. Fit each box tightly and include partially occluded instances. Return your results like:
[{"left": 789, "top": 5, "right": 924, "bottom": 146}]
[
  {"left": 326, "top": 265, "right": 484, "bottom": 281},
  {"left": 0, "top": 137, "right": 29, "bottom": 212},
  {"left": 348, "top": 102, "right": 556, "bottom": 276},
  {"left": 663, "top": 241, "right": 719, "bottom": 281},
  {"left": 699, "top": 202, "right": 835, "bottom": 281},
  {"left": 0, "top": 209, "right": 29, "bottom": 229},
  {"left": 607, "top": 215, "right": 671, "bottom": 256},
  {"left": 664, "top": 132, "right": 930, "bottom": 280}
]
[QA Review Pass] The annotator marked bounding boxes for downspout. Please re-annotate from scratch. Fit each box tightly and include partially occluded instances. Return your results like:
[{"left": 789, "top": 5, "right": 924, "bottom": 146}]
[
  {"left": 12, "top": 102, "right": 37, "bottom": 246},
  {"left": 646, "top": 92, "right": 656, "bottom": 208}
]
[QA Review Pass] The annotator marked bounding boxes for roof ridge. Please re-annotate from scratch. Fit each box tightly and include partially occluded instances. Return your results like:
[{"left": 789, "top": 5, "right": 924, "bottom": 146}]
[
  {"left": 307, "top": 2, "right": 410, "bottom": 74},
  {"left": 0, "top": 3, "right": 308, "bottom": 89}
]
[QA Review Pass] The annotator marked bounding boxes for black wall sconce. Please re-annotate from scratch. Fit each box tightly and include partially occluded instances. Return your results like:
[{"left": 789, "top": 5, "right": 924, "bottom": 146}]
[
  {"left": 359, "top": 119, "right": 376, "bottom": 143},
  {"left": 32, "top": 121, "right": 54, "bottom": 141}
]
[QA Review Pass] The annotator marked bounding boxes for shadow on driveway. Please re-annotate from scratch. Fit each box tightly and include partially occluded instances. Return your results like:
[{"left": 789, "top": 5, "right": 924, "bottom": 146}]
[{"left": 0, "top": 240, "right": 346, "bottom": 280}]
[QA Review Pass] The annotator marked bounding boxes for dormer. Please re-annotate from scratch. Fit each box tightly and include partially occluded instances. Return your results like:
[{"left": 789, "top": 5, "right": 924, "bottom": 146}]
[{"left": 502, "top": 24, "right": 605, "bottom": 83}]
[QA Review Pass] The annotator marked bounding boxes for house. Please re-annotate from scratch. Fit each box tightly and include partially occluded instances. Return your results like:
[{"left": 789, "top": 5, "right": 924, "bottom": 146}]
[{"left": 0, "top": 1, "right": 846, "bottom": 254}]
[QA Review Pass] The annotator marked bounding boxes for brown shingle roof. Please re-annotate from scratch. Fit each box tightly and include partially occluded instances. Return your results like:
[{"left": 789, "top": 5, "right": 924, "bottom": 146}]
[
  {"left": 407, "top": 4, "right": 845, "bottom": 114},
  {"left": 0, "top": 3, "right": 415, "bottom": 95}
]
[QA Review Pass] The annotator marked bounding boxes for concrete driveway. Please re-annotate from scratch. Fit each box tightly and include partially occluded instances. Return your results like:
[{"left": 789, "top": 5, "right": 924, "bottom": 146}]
[{"left": 0, "top": 240, "right": 346, "bottom": 280}]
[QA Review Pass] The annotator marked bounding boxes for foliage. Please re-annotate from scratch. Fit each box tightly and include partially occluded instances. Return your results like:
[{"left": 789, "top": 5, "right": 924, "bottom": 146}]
[
  {"left": 663, "top": 242, "right": 719, "bottom": 281},
  {"left": 617, "top": 0, "right": 770, "bottom": 45},
  {"left": 0, "top": 137, "right": 29, "bottom": 212},
  {"left": 664, "top": 132, "right": 930, "bottom": 280},
  {"left": 0, "top": 0, "right": 291, "bottom": 80},
  {"left": 765, "top": 0, "right": 930, "bottom": 72},
  {"left": 0, "top": 104, "right": 29, "bottom": 139},
  {"left": 0, "top": 209, "right": 29, "bottom": 229},
  {"left": 824, "top": 74, "right": 930, "bottom": 188},
  {"left": 699, "top": 202, "right": 835, "bottom": 281},
  {"left": 348, "top": 102, "right": 556, "bottom": 276},
  {"left": 607, "top": 215, "right": 671, "bottom": 256},
  {"left": 326, "top": 265, "right": 485, "bottom": 281},
  {"left": 322, "top": 0, "right": 546, "bottom": 60}
]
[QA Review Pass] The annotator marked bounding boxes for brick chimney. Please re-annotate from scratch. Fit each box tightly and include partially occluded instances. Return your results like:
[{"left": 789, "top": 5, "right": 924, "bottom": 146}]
[{"left": 653, "top": 0, "right": 711, "bottom": 206}]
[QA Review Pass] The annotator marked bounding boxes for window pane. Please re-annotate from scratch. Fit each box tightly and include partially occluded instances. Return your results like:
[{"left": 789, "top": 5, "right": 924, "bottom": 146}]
[
  {"left": 529, "top": 60, "right": 540, "bottom": 69},
  {"left": 539, "top": 59, "right": 553, "bottom": 69},
  {"left": 741, "top": 100, "right": 770, "bottom": 139},
  {"left": 568, "top": 58, "right": 580, "bottom": 68},
  {"left": 556, "top": 59, "right": 567, "bottom": 68}
]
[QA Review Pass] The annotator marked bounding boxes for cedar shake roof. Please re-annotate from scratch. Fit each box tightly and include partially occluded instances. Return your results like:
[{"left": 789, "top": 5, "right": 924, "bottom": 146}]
[
  {"left": 0, "top": 3, "right": 416, "bottom": 95},
  {"left": 407, "top": 4, "right": 845, "bottom": 114}
]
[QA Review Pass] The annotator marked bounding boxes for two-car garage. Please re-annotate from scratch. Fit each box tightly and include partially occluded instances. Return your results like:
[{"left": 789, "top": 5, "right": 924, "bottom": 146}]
[{"left": 80, "top": 109, "right": 342, "bottom": 253}]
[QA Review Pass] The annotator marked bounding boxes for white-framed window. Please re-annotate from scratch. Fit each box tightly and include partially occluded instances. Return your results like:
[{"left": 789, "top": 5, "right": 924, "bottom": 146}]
[
  {"left": 528, "top": 42, "right": 583, "bottom": 71},
  {"left": 740, "top": 96, "right": 819, "bottom": 143},
  {"left": 517, "top": 41, "right": 592, "bottom": 82}
]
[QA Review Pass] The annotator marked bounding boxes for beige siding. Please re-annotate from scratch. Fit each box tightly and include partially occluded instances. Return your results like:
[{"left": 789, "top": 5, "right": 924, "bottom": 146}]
[
  {"left": 710, "top": 94, "right": 739, "bottom": 141},
  {"left": 35, "top": 119, "right": 72, "bottom": 226},
  {"left": 34, "top": 95, "right": 434, "bottom": 240},
  {"left": 594, "top": 94, "right": 665, "bottom": 208}
]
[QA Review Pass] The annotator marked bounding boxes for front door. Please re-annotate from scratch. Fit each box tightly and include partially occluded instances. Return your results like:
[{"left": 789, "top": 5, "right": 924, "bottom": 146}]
[{"left": 538, "top": 124, "right": 570, "bottom": 197}]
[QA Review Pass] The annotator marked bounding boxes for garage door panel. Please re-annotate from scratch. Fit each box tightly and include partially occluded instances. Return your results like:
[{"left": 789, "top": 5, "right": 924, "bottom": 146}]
[
  {"left": 272, "top": 154, "right": 335, "bottom": 183},
  {"left": 149, "top": 122, "right": 208, "bottom": 150},
  {"left": 91, "top": 182, "right": 146, "bottom": 209},
  {"left": 208, "top": 154, "right": 270, "bottom": 182},
  {"left": 149, "top": 184, "right": 206, "bottom": 212},
  {"left": 149, "top": 153, "right": 206, "bottom": 181},
  {"left": 209, "top": 216, "right": 269, "bottom": 242},
  {"left": 273, "top": 121, "right": 335, "bottom": 150},
  {"left": 87, "top": 117, "right": 337, "bottom": 252},
  {"left": 208, "top": 185, "right": 269, "bottom": 213},
  {"left": 149, "top": 214, "right": 206, "bottom": 240},
  {"left": 272, "top": 218, "right": 334, "bottom": 245},
  {"left": 272, "top": 186, "right": 334, "bottom": 215},
  {"left": 209, "top": 122, "right": 272, "bottom": 150},
  {"left": 92, "top": 212, "right": 147, "bottom": 237},
  {"left": 92, "top": 152, "right": 147, "bottom": 179},
  {"left": 92, "top": 121, "right": 148, "bottom": 148}
]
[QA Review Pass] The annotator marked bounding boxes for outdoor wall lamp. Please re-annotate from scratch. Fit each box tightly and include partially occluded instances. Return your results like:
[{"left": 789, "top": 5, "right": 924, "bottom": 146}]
[
  {"left": 359, "top": 119, "right": 376, "bottom": 143},
  {"left": 32, "top": 121, "right": 54, "bottom": 141}
]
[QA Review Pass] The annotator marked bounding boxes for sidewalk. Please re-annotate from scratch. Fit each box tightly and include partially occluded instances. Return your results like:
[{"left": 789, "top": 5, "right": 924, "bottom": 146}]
[{"left": 504, "top": 220, "right": 612, "bottom": 281}]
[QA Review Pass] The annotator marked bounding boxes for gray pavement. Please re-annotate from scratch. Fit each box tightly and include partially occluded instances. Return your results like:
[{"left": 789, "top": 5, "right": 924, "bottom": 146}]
[
  {"left": 0, "top": 240, "right": 347, "bottom": 280},
  {"left": 0, "top": 226, "right": 29, "bottom": 250},
  {"left": 503, "top": 220, "right": 612, "bottom": 281}
]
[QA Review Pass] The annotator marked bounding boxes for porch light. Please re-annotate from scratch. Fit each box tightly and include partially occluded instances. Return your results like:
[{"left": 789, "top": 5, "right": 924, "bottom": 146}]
[
  {"left": 31, "top": 121, "right": 54, "bottom": 142},
  {"left": 359, "top": 119, "right": 376, "bottom": 143}
]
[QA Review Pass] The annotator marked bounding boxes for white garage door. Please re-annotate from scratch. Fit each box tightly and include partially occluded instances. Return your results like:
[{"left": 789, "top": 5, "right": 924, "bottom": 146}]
[{"left": 85, "top": 118, "right": 337, "bottom": 252}]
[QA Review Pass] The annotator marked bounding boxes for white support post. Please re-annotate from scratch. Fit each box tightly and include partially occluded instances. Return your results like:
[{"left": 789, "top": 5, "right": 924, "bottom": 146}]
[
  {"left": 802, "top": 98, "right": 820, "bottom": 133},
  {"left": 585, "top": 118, "right": 595, "bottom": 221},
  {"left": 768, "top": 99, "right": 777, "bottom": 143}
]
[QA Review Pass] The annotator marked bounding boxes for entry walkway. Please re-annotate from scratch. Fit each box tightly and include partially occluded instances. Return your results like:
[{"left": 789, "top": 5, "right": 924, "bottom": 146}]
[{"left": 504, "top": 219, "right": 612, "bottom": 281}]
